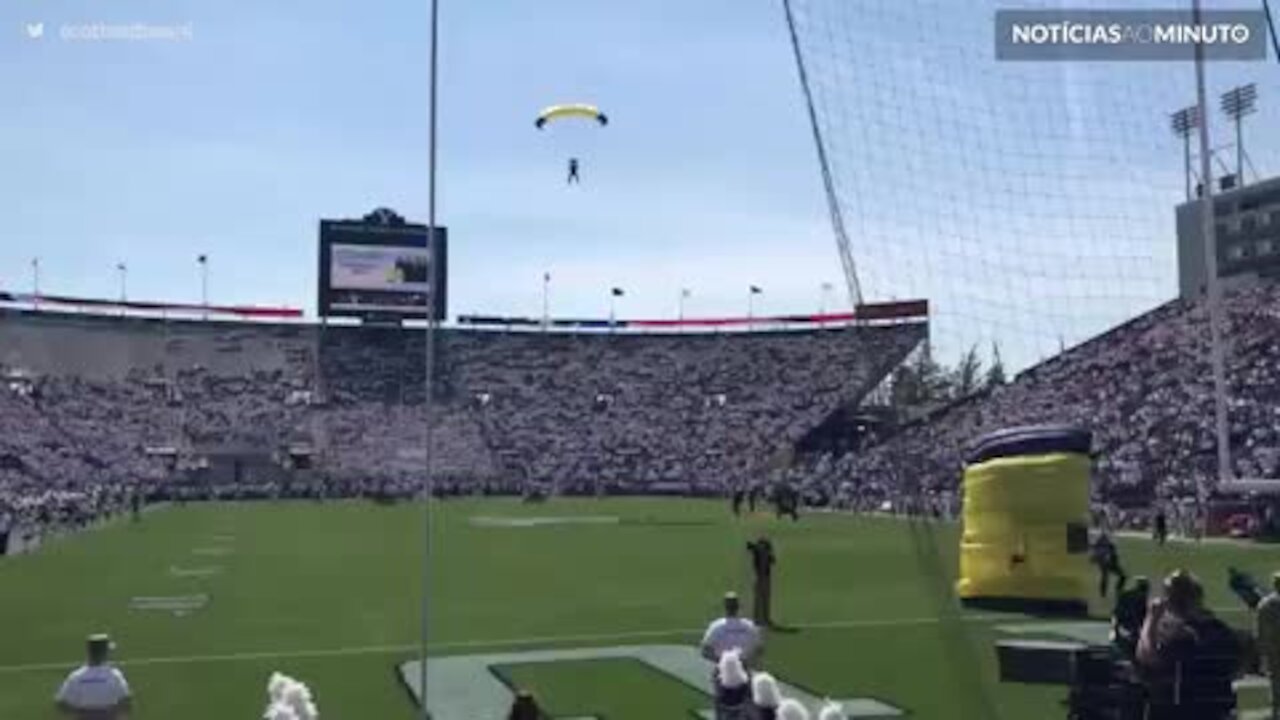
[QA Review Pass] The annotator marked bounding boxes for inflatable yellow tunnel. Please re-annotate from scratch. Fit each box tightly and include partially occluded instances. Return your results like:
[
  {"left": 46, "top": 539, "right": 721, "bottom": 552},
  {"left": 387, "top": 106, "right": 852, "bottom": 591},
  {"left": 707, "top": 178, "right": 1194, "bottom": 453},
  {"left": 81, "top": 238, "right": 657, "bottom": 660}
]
[{"left": 957, "top": 425, "right": 1092, "bottom": 614}]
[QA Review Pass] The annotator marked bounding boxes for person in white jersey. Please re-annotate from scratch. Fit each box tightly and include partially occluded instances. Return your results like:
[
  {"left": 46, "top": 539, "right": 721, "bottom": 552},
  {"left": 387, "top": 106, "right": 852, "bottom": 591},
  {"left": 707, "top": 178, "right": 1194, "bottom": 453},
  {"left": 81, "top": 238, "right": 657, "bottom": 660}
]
[
  {"left": 701, "top": 592, "right": 763, "bottom": 664},
  {"left": 701, "top": 592, "right": 763, "bottom": 719},
  {"left": 55, "top": 634, "right": 132, "bottom": 719}
]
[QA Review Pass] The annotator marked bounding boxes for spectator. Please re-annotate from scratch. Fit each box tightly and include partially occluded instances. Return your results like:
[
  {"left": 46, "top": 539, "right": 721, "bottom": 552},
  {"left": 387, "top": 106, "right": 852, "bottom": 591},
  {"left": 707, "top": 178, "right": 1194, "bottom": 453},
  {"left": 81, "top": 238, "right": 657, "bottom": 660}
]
[
  {"left": 1112, "top": 576, "right": 1149, "bottom": 659},
  {"left": 1256, "top": 573, "right": 1280, "bottom": 720},
  {"left": 1136, "top": 570, "right": 1241, "bottom": 720},
  {"left": 506, "top": 690, "right": 541, "bottom": 720},
  {"left": 0, "top": 507, "right": 10, "bottom": 556}
]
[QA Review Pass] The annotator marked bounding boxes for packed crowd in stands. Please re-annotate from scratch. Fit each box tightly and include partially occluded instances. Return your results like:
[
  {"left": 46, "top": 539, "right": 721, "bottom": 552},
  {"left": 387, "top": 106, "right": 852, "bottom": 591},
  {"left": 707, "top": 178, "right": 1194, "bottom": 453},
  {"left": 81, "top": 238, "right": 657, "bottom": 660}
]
[
  {"left": 801, "top": 282, "right": 1280, "bottom": 509},
  {"left": 4, "top": 279, "right": 1280, "bottom": 545},
  {"left": 0, "top": 310, "right": 921, "bottom": 540}
]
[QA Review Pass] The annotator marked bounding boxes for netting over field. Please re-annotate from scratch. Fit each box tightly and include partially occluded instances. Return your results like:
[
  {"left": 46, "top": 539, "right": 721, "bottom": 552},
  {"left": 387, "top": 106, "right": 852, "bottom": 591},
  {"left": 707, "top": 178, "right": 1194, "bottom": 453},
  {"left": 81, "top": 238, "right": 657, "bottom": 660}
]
[{"left": 784, "top": 0, "right": 1280, "bottom": 372}]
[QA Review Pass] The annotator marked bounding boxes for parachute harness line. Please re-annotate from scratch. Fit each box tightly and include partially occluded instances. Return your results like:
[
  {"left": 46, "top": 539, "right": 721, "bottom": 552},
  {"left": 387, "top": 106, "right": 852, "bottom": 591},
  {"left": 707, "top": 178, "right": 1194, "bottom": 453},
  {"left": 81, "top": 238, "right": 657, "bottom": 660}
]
[{"left": 780, "top": 0, "right": 863, "bottom": 309}]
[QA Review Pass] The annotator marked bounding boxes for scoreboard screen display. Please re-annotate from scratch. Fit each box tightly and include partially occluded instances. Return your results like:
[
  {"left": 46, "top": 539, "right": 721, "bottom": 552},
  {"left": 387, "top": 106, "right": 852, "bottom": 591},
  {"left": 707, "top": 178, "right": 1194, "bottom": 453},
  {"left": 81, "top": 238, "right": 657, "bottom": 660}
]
[{"left": 318, "top": 212, "right": 447, "bottom": 320}]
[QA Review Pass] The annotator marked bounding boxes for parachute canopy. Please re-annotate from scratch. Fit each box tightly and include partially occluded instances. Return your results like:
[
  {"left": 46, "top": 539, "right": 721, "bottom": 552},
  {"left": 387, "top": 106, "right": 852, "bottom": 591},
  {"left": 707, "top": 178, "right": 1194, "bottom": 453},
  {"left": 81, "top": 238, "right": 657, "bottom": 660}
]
[{"left": 535, "top": 104, "right": 608, "bottom": 129}]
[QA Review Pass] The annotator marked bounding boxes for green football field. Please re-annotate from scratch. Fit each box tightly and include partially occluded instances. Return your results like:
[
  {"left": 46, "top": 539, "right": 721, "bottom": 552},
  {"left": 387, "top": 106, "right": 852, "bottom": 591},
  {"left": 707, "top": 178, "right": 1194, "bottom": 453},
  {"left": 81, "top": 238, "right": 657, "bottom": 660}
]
[{"left": 1, "top": 498, "right": 1278, "bottom": 719}]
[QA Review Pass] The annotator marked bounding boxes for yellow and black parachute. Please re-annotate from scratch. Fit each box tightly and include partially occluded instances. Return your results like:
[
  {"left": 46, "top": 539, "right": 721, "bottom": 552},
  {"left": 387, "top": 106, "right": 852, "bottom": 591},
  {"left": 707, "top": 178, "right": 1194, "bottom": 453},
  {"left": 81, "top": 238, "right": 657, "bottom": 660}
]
[{"left": 534, "top": 104, "right": 609, "bottom": 129}]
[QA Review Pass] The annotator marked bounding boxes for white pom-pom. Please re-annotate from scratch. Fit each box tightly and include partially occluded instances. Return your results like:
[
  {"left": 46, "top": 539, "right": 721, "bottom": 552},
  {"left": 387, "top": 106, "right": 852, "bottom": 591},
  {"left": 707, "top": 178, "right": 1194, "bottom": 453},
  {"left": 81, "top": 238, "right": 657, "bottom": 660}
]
[
  {"left": 777, "top": 698, "right": 811, "bottom": 720},
  {"left": 267, "top": 673, "right": 291, "bottom": 703},
  {"left": 818, "top": 699, "right": 844, "bottom": 720},
  {"left": 263, "top": 702, "right": 298, "bottom": 720},
  {"left": 752, "top": 672, "right": 782, "bottom": 708},
  {"left": 284, "top": 681, "right": 317, "bottom": 720},
  {"left": 283, "top": 681, "right": 310, "bottom": 706},
  {"left": 718, "top": 649, "right": 749, "bottom": 688},
  {"left": 264, "top": 672, "right": 318, "bottom": 720}
]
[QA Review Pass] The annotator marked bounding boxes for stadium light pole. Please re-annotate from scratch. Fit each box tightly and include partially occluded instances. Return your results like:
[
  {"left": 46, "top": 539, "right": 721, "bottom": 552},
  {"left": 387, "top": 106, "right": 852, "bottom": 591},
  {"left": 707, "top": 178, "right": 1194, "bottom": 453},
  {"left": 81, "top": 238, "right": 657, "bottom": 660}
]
[
  {"left": 197, "top": 254, "right": 209, "bottom": 320},
  {"left": 1220, "top": 84, "right": 1257, "bottom": 185},
  {"left": 1169, "top": 106, "right": 1199, "bottom": 202},
  {"left": 117, "top": 262, "right": 128, "bottom": 316},
  {"left": 1193, "top": 0, "right": 1233, "bottom": 485},
  {"left": 419, "top": 0, "right": 441, "bottom": 715},
  {"left": 31, "top": 257, "right": 40, "bottom": 310},
  {"left": 542, "top": 271, "right": 550, "bottom": 331}
]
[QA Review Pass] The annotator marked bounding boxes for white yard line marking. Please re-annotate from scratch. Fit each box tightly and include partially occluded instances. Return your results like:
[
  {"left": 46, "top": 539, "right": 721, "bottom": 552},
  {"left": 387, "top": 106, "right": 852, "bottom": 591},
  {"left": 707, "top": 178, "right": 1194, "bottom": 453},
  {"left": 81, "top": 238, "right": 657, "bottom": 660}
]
[
  {"left": 2, "top": 607, "right": 1248, "bottom": 676},
  {"left": 0, "top": 613, "right": 1011, "bottom": 675}
]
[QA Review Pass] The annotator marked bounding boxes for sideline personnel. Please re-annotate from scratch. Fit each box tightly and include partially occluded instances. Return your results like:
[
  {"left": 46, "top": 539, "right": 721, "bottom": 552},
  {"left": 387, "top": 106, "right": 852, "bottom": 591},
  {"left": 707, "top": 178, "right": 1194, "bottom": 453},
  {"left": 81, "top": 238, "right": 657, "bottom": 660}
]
[
  {"left": 747, "top": 535, "right": 776, "bottom": 626},
  {"left": 1257, "top": 573, "right": 1280, "bottom": 719},
  {"left": 55, "top": 634, "right": 132, "bottom": 719},
  {"left": 701, "top": 592, "right": 763, "bottom": 720}
]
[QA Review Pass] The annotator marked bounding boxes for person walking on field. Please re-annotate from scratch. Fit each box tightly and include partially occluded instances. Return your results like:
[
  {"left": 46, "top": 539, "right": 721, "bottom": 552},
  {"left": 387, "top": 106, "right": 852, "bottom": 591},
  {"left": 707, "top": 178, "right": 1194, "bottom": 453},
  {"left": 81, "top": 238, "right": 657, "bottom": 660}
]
[
  {"left": 1092, "top": 531, "right": 1127, "bottom": 598},
  {"left": 747, "top": 535, "right": 776, "bottom": 626}
]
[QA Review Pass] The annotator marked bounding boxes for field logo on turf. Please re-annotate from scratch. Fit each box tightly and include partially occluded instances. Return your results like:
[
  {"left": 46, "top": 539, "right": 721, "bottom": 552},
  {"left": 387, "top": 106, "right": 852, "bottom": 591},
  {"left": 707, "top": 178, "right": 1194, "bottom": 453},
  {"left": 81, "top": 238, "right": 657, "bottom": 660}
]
[
  {"left": 398, "top": 644, "right": 904, "bottom": 719},
  {"left": 469, "top": 515, "right": 621, "bottom": 528},
  {"left": 129, "top": 594, "right": 209, "bottom": 617}
]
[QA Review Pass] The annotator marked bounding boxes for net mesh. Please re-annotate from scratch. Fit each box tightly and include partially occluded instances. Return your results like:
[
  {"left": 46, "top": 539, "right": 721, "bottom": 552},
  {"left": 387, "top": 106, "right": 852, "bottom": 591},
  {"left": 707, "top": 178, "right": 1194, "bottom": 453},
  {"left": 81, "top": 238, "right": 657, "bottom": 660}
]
[{"left": 784, "top": 0, "right": 1280, "bottom": 372}]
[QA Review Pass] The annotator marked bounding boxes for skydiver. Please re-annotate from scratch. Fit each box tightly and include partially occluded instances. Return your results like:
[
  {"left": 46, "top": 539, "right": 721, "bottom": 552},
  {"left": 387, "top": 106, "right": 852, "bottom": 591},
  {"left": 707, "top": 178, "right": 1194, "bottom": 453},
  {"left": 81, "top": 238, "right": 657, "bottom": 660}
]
[{"left": 567, "top": 157, "right": 580, "bottom": 184}]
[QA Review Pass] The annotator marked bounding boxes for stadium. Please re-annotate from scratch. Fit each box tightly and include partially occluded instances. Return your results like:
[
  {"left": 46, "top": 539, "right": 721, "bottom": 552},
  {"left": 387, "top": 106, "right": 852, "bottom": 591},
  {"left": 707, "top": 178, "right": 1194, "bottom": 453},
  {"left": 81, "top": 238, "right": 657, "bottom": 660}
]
[{"left": 3, "top": 1, "right": 1280, "bottom": 719}]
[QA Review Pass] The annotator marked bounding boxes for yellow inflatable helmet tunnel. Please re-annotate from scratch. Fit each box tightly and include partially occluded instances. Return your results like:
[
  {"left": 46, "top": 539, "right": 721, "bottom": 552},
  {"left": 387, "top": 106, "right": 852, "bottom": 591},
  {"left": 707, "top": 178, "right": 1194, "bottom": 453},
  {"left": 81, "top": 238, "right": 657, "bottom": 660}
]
[{"left": 957, "top": 424, "right": 1092, "bottom": 615}]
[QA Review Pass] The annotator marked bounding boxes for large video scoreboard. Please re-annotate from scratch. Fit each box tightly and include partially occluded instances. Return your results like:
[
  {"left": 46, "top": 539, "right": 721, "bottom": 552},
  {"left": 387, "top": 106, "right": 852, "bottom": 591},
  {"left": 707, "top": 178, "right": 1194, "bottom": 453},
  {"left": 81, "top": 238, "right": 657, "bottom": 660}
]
[{"left": 317, "top": 208, "right": 447, "bottom": 321}]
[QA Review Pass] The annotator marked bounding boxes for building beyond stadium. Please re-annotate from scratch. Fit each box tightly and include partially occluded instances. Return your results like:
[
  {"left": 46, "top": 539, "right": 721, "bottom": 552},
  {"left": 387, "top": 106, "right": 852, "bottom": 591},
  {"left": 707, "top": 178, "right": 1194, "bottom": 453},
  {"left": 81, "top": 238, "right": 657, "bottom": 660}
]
[{"left": 1178, "top": 174, "right": 1280, "bottom": 299}]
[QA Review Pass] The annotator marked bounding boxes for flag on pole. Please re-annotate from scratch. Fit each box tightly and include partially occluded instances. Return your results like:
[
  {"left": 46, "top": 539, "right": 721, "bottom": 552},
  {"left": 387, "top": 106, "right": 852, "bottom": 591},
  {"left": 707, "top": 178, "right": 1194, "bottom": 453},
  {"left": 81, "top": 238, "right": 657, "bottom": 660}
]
[
  {"left": 681, "top": 288, "right": 692, "bottom": 298},
  {"left": 749, "top": 285, "right": 763, "bottom": 294},
  {"left": 611, "top": 287, "right": 625, "bottom": 297},
  {"left": 544, "top": 272, "right": 551, "bottom": 283}
]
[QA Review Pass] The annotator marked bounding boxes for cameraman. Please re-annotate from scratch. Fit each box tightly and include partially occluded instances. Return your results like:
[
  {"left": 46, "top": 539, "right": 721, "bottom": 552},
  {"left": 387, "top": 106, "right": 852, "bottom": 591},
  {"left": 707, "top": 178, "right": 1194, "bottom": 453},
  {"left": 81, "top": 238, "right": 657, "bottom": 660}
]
[
  {"left": 1112, "top": 576, "right": 1150, "bottom": 659},
  {"left": 1135, "top": 570, "right": 1242, "bottom": 720}
]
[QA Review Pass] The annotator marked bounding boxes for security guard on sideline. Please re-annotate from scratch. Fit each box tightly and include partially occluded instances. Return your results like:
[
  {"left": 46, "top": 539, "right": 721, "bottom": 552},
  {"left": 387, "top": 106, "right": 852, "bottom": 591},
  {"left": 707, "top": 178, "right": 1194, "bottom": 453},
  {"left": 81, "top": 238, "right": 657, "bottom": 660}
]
[{"left": 746, "top": 535, "right": 776, "bottom": 627}]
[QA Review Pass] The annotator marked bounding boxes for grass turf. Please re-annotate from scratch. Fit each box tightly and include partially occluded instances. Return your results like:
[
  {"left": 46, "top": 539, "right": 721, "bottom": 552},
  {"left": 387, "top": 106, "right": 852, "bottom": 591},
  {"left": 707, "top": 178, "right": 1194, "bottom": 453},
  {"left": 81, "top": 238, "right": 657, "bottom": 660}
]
[{"left": 1, "top": 498, "right": 1278, "bottom": 719}]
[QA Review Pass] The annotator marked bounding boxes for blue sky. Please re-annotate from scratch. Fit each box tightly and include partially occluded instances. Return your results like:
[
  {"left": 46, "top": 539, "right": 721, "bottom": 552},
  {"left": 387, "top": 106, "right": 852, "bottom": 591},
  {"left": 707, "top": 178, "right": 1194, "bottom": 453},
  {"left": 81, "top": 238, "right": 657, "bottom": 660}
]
[
  {"left": 0, "top": 0, "right": 837, "bottom": 323},
  {"left": 1, "top": 0, "right": 1277, "bottom": 371}
]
